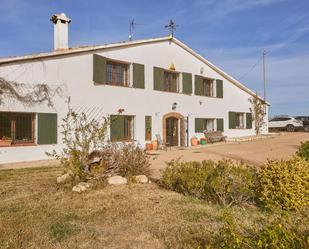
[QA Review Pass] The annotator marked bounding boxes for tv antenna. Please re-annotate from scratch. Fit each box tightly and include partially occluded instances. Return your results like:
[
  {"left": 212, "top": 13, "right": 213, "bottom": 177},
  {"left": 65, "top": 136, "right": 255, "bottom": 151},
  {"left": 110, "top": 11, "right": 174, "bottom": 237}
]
[
  {"left": 165, "top": 19, "right": 178, "bottom": 37},
  {"left": 129, "top": 19, "right": 141, "bottom": 41}
]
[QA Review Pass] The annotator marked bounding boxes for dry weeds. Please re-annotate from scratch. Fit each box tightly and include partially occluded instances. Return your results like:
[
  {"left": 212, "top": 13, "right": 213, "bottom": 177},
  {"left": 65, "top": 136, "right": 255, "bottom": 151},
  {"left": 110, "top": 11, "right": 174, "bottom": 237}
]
[{"left": 0, "top": 167, "right": 307, "bottom": 249}]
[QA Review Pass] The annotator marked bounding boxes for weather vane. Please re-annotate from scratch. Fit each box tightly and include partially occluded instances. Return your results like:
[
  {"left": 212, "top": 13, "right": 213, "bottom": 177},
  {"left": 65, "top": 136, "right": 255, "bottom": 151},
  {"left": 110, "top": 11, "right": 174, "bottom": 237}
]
[{"left": 165, "top": 20, "right": 178, "bottom": 37}]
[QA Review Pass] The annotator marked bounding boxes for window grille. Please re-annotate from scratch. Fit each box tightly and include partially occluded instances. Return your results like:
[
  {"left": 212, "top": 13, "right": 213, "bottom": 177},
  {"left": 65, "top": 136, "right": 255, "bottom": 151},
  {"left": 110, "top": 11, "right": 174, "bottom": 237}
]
[{"left": 0, "top": 112, "right": 35, "bottom": 144}]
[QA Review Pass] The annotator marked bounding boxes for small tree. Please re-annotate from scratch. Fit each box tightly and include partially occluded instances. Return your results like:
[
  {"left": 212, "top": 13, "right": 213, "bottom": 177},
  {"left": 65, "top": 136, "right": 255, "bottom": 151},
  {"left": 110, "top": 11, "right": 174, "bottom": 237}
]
[
  {"left": 249, "top": 94, "right": 266, "bottom": 135},
  {"left": 47, "top": 106, "right": 110, "bottom": 179}
]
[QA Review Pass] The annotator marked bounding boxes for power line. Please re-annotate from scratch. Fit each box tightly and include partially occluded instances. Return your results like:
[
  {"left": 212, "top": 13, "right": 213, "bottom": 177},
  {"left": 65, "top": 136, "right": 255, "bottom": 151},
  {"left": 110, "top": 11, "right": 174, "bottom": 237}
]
[{"left": 238, "top": 55, "right": 262, "bottom": 81}]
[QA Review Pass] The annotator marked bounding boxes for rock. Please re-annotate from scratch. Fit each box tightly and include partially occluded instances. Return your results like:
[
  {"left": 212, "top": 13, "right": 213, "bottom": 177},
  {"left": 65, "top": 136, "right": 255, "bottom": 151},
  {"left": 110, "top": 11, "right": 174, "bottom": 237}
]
[
  {"left": 134, "top": 175, "right": 149, "bottom": 184},
  {"left": 56, "top": 173, "right": 72, "bottom": 184},
  {"left": 107, "top": 175, "right": 127, "bottom": 185},
  {"left": 72, "top": 182, "right": 93, "bottom": 193}
]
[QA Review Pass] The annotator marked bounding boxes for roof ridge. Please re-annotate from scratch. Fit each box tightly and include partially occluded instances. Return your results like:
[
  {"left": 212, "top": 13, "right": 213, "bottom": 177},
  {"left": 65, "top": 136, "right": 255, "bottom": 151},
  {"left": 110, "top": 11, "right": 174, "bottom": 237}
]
[{"left": 0, "top": 36, "right": 171, "bottom": 64}]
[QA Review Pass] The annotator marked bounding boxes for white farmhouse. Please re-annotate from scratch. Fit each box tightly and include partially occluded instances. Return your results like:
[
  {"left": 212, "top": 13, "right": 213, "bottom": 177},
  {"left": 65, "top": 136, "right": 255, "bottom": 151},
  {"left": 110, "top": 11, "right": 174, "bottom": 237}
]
[{"left": 0, "top": 13, "right": 268, "bottom": 164}]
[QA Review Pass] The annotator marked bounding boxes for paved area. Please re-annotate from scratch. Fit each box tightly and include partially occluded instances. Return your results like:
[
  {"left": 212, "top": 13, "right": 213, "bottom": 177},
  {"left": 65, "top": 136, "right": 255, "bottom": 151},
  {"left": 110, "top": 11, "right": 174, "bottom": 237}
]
[{"left": 149, "top": 132, "right": 309, "bottom": 178}]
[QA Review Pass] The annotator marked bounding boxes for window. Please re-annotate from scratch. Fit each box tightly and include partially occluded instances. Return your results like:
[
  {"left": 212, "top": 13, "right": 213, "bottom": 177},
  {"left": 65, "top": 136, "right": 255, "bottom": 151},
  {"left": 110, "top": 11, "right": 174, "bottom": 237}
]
[
  {"left": 203, "top": 119, "right": 215, "bottom": 132},
  {"left": 236, "top": 113, "right": 245, "bottom": 129},
  {"left": 203, "top": 78, "right": 213, "bottom": 97},
  {"left": 110, "top": 115, "right": 134, "bottom": 141},
  {"left": 123, "top": 116, "right": 133, "bottom": 140},
  {"left": 195, "top": 118, "right": 215, "bottom": 132},
  {"left": 145, "top": 116, "right": 152, "bottom": 141},
  {"left": 106, "top": 61, "right": 129, "bottom": 86},
  {"left": 164, "top": 71, "right": 179, "bottom": 92},
  {"left": 0, "top": 112, "right": 35, "bottom": 145}
]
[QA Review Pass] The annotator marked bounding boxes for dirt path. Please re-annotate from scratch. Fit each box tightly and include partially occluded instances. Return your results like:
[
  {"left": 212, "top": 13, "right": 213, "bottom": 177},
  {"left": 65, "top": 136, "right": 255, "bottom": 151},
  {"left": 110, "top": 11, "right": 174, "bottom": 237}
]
[{"left": 149, "top": 132, "right": 309, "bottom": 178}]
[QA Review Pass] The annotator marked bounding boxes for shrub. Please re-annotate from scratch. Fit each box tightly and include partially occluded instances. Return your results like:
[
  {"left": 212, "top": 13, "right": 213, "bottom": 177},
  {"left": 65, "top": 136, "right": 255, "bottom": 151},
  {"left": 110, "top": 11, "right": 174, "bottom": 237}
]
[
  {"left": 255, "top": 218, "right": 306, "bottom": 249},
  {"left": 258, "top": 157, "right": 309, "bottom": 210},
  {"left": 112, "top": 143, "right": 151, "bottom": 177},
  {"left": 160, "top": 159, "right": 256, "bottom": 206},
  {"left": 217, "top": 212, "right": 308, "bottom": 249},
  {"left": 297, "top": 141, "right": 309, "bottom": 161},
  {"left": 47, "top": 107, "right": 109, "bottom": 180},
  {"left": 218, "top": 211, "right": 243, "bottom": 249}
]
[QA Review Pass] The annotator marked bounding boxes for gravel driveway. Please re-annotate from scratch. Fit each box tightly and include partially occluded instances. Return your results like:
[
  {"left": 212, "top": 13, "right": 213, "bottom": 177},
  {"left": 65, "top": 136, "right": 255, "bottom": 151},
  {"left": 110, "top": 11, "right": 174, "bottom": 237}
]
[{"left": 149, "top": 132, "right": 309, "bottom": 178}]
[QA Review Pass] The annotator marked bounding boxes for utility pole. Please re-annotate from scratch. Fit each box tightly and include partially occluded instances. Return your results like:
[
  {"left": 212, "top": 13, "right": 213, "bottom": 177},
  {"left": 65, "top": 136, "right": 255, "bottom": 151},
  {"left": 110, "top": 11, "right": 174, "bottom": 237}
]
[{"left": 263, "top": 50, "right": 267, "bottom": 102}]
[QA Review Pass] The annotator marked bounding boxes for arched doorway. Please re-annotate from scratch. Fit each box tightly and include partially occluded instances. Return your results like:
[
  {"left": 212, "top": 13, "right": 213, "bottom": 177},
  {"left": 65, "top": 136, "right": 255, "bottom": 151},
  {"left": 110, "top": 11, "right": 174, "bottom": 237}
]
[{"left": 162, "top": 112, "right": 186, "bottom": 147}]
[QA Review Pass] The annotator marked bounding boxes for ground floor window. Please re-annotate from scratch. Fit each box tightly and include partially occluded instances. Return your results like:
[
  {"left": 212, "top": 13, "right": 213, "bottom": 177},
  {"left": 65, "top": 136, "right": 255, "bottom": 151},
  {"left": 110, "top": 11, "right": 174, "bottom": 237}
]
[
  {"left": 195, "top": 118, "right": 215, "bottom": 133},
  {"left": 236, "top": 113, "right": 245, "bottom": 129},
  {"left": 0, "top": 112, "right": 35, "bottom": 145},
  {"left": 204, "top": 119, "right": 215, "bottom": 132},
  {"left": 145, "top": 116, "right": 152, "bottom": 141},
  {"left": 110, "top": 115, "right": 134, "bottom": 141}
]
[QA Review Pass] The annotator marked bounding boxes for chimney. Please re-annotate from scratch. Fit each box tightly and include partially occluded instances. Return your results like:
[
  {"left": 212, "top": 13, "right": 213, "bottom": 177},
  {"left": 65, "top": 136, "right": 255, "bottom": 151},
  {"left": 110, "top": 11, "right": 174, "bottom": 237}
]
[{"left": 50, "top": 13, "right": 71, "bottom": 51}]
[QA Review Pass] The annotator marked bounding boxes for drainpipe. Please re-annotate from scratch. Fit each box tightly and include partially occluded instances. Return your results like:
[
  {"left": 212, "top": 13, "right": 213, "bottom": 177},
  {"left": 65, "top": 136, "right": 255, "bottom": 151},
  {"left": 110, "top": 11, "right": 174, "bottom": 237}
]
[{"left": 186, "top": 115, "right": 189, "bottom": 147}]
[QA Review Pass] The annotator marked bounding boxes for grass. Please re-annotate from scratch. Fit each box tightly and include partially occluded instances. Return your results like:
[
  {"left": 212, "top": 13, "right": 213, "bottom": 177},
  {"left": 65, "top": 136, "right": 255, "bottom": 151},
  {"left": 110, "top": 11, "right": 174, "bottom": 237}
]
[{"left": 0, "top": 166, "right": 308, "bottom": 249}]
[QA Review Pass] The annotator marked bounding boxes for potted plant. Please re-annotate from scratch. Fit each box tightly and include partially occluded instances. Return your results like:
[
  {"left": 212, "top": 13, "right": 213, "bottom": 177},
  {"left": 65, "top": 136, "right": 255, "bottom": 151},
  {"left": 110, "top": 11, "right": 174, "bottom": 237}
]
[
  {"left": 190, "top": 137, "right": 198, "bottom": 146},
  {"left": 0, "top": 136, "right": 12, "bottom": 147}
]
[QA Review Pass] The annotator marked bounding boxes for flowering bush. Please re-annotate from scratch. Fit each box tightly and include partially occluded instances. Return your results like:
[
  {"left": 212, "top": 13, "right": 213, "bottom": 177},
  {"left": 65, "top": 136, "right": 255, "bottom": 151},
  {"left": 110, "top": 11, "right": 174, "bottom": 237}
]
[{"left": 258, "top": 157, "right": 309, "bottom": 210}]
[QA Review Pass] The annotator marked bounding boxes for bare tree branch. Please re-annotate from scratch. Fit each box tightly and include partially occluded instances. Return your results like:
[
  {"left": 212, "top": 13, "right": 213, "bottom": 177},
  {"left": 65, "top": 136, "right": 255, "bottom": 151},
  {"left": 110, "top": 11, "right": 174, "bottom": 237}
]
[{"left": 0, "top": 77, "right": 63, "bottom": 108}]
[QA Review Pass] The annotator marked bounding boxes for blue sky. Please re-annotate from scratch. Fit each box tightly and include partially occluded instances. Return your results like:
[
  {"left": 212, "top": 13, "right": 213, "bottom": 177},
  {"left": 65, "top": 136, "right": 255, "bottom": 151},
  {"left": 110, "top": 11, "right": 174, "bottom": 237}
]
[{"left": 0, "top": 0, "right": 309, "bottom": 116}]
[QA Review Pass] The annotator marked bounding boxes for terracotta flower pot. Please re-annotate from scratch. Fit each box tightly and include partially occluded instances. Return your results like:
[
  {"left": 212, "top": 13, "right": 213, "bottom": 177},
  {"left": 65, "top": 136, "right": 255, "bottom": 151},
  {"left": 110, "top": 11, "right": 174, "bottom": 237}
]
[
  {"left": 0, "top": 139, "right": 12, "bottom": 147},
  {"left": 145, "top": 143, "right": 153, "bottom": 151},
  {"left": 152, "top": 140, "right": 158, "bottom": 150},
  {"left": 190, "top": 137, "right": 198, "bottom": 146}
]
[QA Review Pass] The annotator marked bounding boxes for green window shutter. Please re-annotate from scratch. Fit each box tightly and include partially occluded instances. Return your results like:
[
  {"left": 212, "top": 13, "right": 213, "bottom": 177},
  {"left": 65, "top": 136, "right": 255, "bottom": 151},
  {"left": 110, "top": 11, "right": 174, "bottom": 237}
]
[
  {"left": 217, "top": 118, "right": 224, "bottom": 131},
  {"left": 93, "top": 54, "right": 107, "bottom": 84},
  {"left": 145, "top": 116, "right": 152, "bottom": 140},
  {"left": 229, "top": 112, "right": 236, "bottom": 129},
  {"left": 216, "top": 79, "right": 223, "bottom": 98},
  {"left": 246, "top": 113, "right": 253, "bottom": 129},
  {"left": 194, "top": 75, "right": 203, "bottom": 95},
  {"left": 110, "top": 115, "right": 125, "bottom": 141},
  {"left": 195, "top": 118, "right": 205, "bottom": 133},
  {"left": 133, "top": 63, "right": 145, "bottom": 89},
  {"left": 37, "top": 113, "right": 57, "bottom": 145},
  {"left": 182, "top": 72, "right": 192, "bottom": 94},
  {"left": 153, "top": 67, "right": 164, "bottom": 91}
]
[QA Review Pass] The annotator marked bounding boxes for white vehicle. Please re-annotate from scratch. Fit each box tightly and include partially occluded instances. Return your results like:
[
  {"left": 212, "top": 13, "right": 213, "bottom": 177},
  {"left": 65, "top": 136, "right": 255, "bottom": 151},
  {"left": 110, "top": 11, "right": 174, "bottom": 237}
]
[{"left": 269, "top": 116, "right": 303, "bottom": 132}]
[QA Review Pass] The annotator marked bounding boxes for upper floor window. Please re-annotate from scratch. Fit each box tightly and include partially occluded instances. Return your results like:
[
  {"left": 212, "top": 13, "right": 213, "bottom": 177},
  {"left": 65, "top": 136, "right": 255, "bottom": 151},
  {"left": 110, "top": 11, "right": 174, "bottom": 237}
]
[
  {"left": 164, "top": 71, "right": 179, "bottom": 93},
  {"left": 203, "top": 78, "right": 214, "bottom": 97},
  {"left": 0, "top": 112, "right": 35, "bottom": 145},
  {"left": 106, "top": 61, "right": 129, "bottom": 86}
]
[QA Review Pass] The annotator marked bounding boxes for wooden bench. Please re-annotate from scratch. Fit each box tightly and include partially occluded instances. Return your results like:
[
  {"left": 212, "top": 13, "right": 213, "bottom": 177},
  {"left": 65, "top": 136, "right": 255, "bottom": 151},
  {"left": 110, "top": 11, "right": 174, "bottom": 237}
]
[{"left": 204, "top": 131, "right": 227, "bottom": 143}]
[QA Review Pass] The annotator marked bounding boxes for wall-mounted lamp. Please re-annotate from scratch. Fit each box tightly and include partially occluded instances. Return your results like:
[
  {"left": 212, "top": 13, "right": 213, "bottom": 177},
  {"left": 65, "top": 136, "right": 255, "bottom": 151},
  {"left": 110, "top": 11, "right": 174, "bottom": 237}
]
[
  {"left": 200, "top": 67, "right": 204, "bottom": 74},
  {"left": 172, "top": 102, "right": 177, "bottom": 110},
  {"left": 155, "top": 112, "right": 160, "bottom": 117},
  {"left": 199, "top": 100, "right": 203, "bottom": 105}
]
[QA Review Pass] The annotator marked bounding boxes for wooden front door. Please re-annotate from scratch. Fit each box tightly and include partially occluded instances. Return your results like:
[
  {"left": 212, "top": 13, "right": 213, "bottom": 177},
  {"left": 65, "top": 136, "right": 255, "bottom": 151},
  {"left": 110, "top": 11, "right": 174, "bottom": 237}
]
[{"left": 166, "top": 117, "right": 178, "bottom": 146}]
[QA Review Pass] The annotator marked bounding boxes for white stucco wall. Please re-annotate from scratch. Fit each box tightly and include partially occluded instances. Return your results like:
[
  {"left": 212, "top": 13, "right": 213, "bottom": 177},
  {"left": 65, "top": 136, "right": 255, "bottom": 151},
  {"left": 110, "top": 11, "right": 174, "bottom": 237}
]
[{"left": 0, "top": 39, "right": 268, "bottom": 163}]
